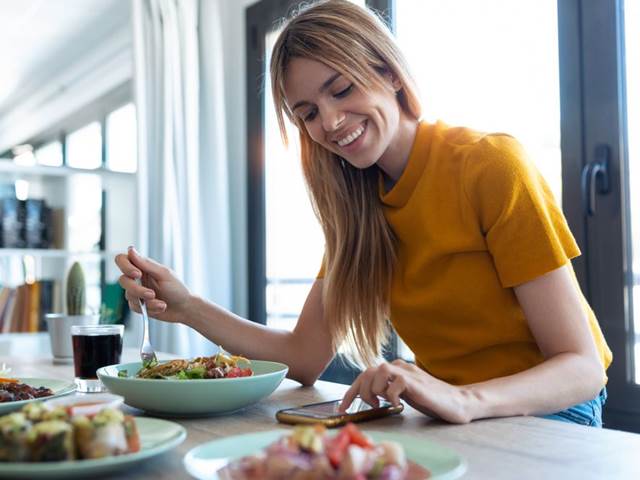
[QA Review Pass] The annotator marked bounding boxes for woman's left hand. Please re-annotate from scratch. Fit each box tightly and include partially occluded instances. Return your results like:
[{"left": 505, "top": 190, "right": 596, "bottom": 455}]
[{"left": 340, "top": 359, "right": 474, "bottom": 424}]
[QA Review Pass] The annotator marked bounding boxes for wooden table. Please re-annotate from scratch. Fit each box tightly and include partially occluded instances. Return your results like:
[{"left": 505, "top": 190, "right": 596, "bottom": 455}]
[{"left": 3, "top": 346, "right": 640, "bottom": 479}]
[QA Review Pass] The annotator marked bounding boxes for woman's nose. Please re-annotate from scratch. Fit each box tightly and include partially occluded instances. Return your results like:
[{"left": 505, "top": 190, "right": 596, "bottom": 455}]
[{"left": 321, "top": 107, "right": 345, "bottom": 132}]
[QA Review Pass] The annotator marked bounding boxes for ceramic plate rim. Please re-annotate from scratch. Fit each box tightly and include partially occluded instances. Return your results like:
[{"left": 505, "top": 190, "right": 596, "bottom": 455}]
[
  {"left": 183, "top": 428, "right": 467, "bottom": 480},
  {"left": 0, "top": 377, "right": 76, "bottom": 412},
  {"left": 0, "top": 417, "right": 186, "bottom": 477}
]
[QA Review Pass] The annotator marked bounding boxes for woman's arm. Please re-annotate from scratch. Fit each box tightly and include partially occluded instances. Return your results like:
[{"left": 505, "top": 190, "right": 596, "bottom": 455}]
[
  {"left": 116, "top": 248, "right": 334, "bottom": 385},
  {"left": 463, "top": 263, "right": 605, "bottom": 419},
  {"left": 341, "top": 264, "right": 605, "bottom": 422}
]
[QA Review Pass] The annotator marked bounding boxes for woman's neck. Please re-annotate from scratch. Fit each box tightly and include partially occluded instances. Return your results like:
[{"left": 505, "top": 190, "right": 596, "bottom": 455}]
[{"left": 376, "top": 115, "right": 420, "bottom": 186}]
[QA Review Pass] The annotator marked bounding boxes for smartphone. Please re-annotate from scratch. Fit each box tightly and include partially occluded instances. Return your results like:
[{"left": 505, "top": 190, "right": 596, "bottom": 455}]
[{"left": 276, "top": 397, "right": 403, "bottom": 428}]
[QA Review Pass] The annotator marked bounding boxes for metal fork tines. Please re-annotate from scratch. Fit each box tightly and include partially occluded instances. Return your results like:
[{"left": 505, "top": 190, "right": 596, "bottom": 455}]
[{"left": 137, "top": 280, "right": 158, "bottom": 368}]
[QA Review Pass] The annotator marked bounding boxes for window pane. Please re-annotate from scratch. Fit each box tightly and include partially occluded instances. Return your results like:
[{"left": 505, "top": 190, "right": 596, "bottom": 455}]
[
  {"left": 106, "top": 103, "right": 138, "bottom": 173},
  {"left": 66, "top": 122, "right": 102, "bottom": 169},
  {"left": 264, "top": 29, "right": 324, "bottom": 331},
  {"left": 262, "top": 0, "right": 366, "bottom": 331},
  {"left": 35, "top": 141, "right": 63, "bottom": 167},
  {"left": 395, "top": 0, "right": 562, "bottom": 202},
  {"left": 623, "top": 0, "right": 640, "bottom": 383},
  {"left": 66, "top": 174, "right": 102, "bottom": 252}
]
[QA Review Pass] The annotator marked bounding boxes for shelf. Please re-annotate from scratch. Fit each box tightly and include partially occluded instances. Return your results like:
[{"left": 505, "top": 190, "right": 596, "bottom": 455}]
[
  {"left": 0, "top": 249, "right": 120, "bottom": 259},
  {"left": 0, "top": 161, "right": 135, "bottom": 179}
]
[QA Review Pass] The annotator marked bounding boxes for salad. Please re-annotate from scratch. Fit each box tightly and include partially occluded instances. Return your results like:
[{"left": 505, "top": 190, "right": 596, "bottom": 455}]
[
  {"left": 127, "top": 351, "right": 253, "bottom": 380},
  {"left": 218, "top": 423, "right": 430, "bottom": 479}
]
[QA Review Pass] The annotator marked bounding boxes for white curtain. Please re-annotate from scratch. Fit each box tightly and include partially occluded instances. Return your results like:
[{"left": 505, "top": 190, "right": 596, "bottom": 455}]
[{"left": 132, "top": 0, "right": 231, "bottom": 356}]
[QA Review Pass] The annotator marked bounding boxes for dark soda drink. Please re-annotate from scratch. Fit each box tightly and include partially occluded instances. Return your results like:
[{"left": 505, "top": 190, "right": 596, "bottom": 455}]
[{"left": 72, "top": 333, "right": 123, "bottom": 379}]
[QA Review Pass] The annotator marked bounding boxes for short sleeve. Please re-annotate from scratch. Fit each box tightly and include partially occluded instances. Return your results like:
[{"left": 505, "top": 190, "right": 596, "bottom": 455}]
[{"left": 464, "top": 134, "right": 580, "bottom": 287}]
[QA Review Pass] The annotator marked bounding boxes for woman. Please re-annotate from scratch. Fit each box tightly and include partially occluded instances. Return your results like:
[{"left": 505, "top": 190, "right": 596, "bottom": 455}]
[{"left": 116, "top": 0, "right": 611, "bottom": 426}]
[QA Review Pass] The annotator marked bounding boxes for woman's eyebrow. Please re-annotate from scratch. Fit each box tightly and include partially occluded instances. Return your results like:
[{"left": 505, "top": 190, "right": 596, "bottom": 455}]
[{"left": 291, "top": 72, "right": 342, "bottom": 111}]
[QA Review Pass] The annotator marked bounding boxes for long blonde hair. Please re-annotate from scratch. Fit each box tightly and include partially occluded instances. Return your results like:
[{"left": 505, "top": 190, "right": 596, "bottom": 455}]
[{"left": 270, "top": 0, "right": 422, "bottom": 367}]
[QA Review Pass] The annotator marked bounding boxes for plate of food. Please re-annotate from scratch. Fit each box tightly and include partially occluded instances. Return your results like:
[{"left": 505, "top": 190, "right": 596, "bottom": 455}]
[
  {"left": 184, "top": 423, "right": 467, "bottom": 480},
  {"left": 97, "top": 350, "right": 288, "bottom": 416},
  {"left": 0, "top": 377, "right": 76, "bottom": 414},
  {"left": 0, "top": 395, "right": 186, "bottom": 478}
]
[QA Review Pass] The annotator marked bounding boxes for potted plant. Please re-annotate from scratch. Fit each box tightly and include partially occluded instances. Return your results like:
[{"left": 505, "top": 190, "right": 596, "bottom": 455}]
[{"left": 45, "top": 262, "right": 100, "bottom": 364}]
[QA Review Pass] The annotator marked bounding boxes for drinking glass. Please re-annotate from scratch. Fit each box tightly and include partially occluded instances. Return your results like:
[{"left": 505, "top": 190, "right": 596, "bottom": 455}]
[{"left": 71, "top": 324, "right": 124, "bottom": 393}]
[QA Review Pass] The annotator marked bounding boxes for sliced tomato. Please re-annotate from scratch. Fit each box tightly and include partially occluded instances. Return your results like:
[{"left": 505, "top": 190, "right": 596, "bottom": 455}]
[
  {"left": 326, "top": 429, "right": 350, "bottom": 468},
  {"left": 344, "top": 423, "right": 373, "bottom": 448},
  {"left": 226, "top": 367, "right": 253, "bottom": 378}
]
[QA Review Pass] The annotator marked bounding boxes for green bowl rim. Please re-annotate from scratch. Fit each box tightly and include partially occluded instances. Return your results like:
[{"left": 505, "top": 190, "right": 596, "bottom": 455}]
[{"left": 97, "top": 359, "right": 289, "bottom": 383}]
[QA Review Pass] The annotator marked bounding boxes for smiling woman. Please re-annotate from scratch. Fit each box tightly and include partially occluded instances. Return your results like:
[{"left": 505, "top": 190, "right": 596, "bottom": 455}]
[{"left": 115, "top": 0, "right": 611, "bottom": 427}]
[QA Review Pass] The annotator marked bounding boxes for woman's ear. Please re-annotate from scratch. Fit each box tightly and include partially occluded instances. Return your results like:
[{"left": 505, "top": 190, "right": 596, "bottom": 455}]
[
  {"left": 391, "top": 76, "right": 402, "bottom": 92},
  {"left": 385, "top": 70, "right": 402, "bottom": 92}
]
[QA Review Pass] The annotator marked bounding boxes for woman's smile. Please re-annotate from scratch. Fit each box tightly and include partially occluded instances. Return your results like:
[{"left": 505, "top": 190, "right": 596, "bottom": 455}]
[{"left": 335, "top": 121, "right": 367, "bottom": 153}]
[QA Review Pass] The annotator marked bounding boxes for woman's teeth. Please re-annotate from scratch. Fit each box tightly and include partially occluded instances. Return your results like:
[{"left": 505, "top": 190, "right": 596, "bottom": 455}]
[{"left": 337, "top": 124, "right": 365, "bottom": 147}]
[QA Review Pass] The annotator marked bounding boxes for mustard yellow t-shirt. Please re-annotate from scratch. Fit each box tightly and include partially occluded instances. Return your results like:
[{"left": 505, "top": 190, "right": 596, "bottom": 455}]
[{"left": 321, "top": 120, "right": 612, "bottom": 385}]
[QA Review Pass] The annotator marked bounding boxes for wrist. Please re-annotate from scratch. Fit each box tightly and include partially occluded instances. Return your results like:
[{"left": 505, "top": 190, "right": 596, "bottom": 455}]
[
  {"left": 177, "top": 294, "right": 201, "bottom": 327},
  {"left": 458, "top": 385, "right": 488, "bottom": 422}
]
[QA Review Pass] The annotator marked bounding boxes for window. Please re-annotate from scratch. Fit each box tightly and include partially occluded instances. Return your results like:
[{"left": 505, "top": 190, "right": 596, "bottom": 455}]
[
  {"left": 106, "top": 103, "right": 137, "bottom": 173},
  {"left": 395, "top": 0, "right": 561, "bottom": 203},
  {"left": 624, "top": 0, "right": 639, "bottom": 384},
  {"left": 35, "top": 141, "right": 63, "bottom": 167},
  {"left": 263, "top": 29, "right": 324, "bottom": 332},
  {"left": 66, "top": 122, "right": 102, "bottom": 170}
]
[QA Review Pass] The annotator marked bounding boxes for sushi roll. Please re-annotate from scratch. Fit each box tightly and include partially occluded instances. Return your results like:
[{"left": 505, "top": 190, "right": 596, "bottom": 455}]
[
  {"left": 42, "top": 406, "right": 69, "bottom": 423},
  {"left": 72, "top": 408, "right": 129, "bottom": 459},
  {"left": 123, "top": 415, "right": 140, "bottom": 453},
  {"left": 0, "top": 412, "right": 31, "bottom": 462},
  {"left": 22, "top": 402, "right": 47, "bottom": 423},
  {"left": 27, "top": 420, "right": 75, "bottom": 461}
]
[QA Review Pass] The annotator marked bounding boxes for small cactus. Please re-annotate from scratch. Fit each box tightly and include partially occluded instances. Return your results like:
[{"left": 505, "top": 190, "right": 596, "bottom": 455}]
[{"left": 66, "top": 262, "right": 86, "bottom": 315}]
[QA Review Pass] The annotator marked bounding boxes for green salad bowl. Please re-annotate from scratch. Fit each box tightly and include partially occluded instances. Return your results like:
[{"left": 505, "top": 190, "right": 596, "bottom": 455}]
[{"left": 97, "top": 360, "right": 288, "bottom": 417}]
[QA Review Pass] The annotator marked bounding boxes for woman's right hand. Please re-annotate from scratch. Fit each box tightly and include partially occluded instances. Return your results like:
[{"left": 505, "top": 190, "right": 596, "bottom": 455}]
[{"left": 114, "top": 247, "right": 191, "bottom": 324}]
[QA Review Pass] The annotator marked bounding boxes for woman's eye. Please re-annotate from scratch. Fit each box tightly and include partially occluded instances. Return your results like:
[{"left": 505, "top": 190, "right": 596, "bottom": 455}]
[
  {"left": 334, "top": 84, "right": 353, "bottom": 98},
  {"left": 304, "top": 108, "right": 318, "bottom": 122}
]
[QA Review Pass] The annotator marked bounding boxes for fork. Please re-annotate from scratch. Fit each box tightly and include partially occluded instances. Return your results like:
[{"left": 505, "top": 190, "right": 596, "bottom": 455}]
[{"left": 137, "top": 278, "right": 158, "bottom": 369}]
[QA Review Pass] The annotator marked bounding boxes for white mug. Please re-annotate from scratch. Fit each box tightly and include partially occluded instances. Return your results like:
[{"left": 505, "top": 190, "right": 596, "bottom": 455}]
[{"left": 45, "top": 313, "right": 100, "bottom": 364}]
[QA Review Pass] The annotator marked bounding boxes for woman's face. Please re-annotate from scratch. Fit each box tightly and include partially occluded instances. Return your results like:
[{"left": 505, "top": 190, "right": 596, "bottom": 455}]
[{"left": 283, "top": 57, "right": 403, "bottom": 170}]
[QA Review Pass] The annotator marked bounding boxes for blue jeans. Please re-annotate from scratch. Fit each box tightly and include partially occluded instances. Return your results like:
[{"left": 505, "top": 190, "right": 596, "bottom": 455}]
[{"left": 540, "top": 388, "right": 608, "bottom": 427}]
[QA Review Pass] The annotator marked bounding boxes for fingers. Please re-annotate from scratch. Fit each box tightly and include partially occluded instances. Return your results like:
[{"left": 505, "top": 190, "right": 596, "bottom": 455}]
[
  {"left": 114, "top": 253, "right": 142, "bottom": 279},
  {"left": 343, "top": 363, "right": 410, "bottom": 411},
  {"left": 385, "top": 375, "right": 407, "bottom": 407},
  {"left": 120, "top": 275, "right": 156, "bottom": 301},
  {"left": 127, "top": 298, "right": 166, "bottom": 316},
  {"left": 339, "top": 378, "right": 361, "bottom": 413},
  {"left": 127, "top": 246, "right": 169, "bottom": 279},
  {"left": 343, "top": 367, "right": 379, "bottom": 409},
  {"left": 370, "top": 363, "right": 394, "bottom": 400}
]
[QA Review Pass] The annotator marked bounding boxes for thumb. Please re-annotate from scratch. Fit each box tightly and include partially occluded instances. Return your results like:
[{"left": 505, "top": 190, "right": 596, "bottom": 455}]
[{"left": 127, "top": 246, "right": 168, "bottom": 280}]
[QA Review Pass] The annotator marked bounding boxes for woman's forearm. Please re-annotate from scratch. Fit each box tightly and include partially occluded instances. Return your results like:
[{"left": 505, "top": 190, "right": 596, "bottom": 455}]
[
  {"left": 179, "top": 294, "right": 323, "bottom": 385},
  {"left": 462, "top": 353, "right": 605, "bottom": 420}
]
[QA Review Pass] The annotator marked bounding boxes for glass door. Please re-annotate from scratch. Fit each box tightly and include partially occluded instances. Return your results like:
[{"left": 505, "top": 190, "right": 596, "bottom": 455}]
[
  {"left": 573, "top": 0, "right": 640, "bottom": 431},
  {"left": 623, "top": 0, "right": 639, "bottom": 386}
]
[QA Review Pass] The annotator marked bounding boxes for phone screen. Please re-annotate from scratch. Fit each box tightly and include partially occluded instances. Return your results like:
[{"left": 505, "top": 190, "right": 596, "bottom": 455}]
[{"left": 281, "top": 398, "right": 392, "bottom": 419}]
